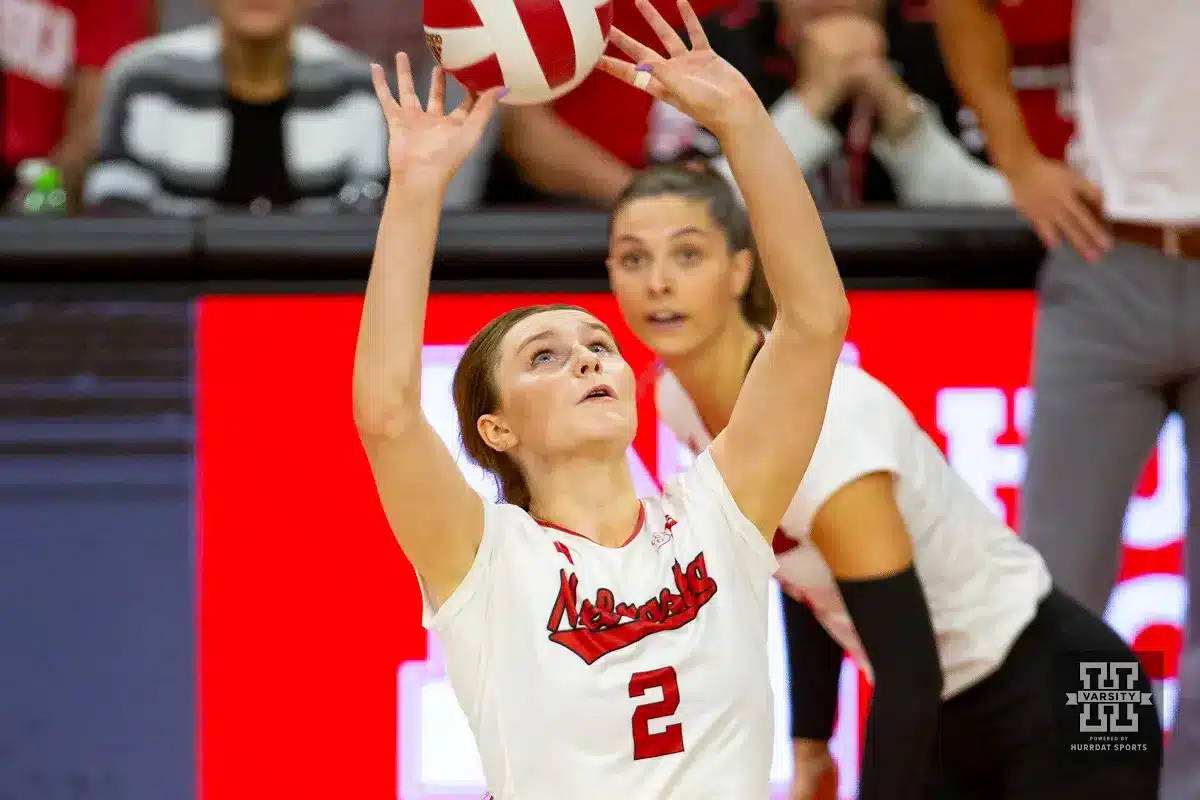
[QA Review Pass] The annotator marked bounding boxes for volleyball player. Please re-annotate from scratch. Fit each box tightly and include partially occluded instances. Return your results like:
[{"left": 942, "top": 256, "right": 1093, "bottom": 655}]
[
  {"left": 605, "top": 162, "right": 1163, "bottom": 799},
  {"left": 353, "top": 2, "right": 849, "bottom": 795}
]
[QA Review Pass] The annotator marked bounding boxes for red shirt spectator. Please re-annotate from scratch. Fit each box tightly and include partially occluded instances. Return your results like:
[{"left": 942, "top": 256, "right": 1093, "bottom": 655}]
[
  {"left": 994, "top": 0, "right": 1074, "bottom": 160},
  {"left": 1, "top": 0, "right": 151, "bottom": 198}
]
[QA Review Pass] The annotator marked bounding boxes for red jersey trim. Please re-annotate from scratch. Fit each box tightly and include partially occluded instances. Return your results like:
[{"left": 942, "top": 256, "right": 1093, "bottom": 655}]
[
  {"left": 536, "top": 502, "right": 646, "bottom": 548},
  {"left": 636, "top": 359, "right": 665, "bottom": 402}
]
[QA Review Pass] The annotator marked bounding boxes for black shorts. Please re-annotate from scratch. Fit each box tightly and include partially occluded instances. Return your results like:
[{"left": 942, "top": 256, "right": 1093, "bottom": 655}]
[{"left": 933, "top": 588, "right": 1163, "bottom": 799}]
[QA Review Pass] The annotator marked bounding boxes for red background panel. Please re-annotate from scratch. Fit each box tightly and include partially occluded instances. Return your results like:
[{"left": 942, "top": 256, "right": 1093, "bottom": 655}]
[{"left": 197, "top": 291, "right": 1183, "bottom": 799}]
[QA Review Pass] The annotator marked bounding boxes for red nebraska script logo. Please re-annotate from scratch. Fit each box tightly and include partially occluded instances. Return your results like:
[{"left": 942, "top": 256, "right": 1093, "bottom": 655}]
[{"left": 545, "top": 552, "right": 718, "bottom": 665}]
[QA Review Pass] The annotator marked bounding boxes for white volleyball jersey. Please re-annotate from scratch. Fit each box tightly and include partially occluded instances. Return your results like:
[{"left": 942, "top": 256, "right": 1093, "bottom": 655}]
[
  {"left": 657, "top": 362, "right": 1053, "bottom": 698},
  {"left": 420, "top": 451, "right": 778, "bottom": 799}
]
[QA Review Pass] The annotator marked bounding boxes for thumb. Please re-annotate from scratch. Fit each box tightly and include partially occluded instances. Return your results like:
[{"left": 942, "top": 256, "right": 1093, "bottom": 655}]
[{"left": 464, "top": 87, "right": 503, "bottom": 134}]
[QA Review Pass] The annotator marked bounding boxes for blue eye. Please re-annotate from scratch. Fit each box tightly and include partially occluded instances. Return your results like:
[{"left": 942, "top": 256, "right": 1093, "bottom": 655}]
[
  {"left": 590, "top": 342, "right": 610, "bottom": 355},
  {"left": 531, "top": 349, "right": 555, "bottom": 366}
]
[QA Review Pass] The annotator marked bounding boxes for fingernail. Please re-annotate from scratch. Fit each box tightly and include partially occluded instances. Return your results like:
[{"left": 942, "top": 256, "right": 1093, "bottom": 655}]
[
  {"left": 634, "top": 64, "right": 652, "bottom": 72},
  {"left": 497, "top": 88, "right": 510, "bottom": 98}
]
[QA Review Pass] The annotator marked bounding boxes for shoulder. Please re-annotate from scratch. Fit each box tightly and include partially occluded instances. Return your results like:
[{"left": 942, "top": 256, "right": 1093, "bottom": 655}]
[
  {"left": 661, "top": 448, "right": 745, "bottom": 521},
  {"left": 792, "top": 365, "right": 909, "bottom": 511},
  {"left": 658, "top": 451, "right": 780, "bottom": 580},
  {"left": 482, "top": 499, "right": 541, "bottom": 539},
  {"left": 809, "top": 365, "right": 912, "bottom": 460},
  {"left": 822, "top": 363, "right": 908, "bottom": 433},
  {"left": 105, "top": 24, "right": 220, "bottom": 85},
  {"left": 293, "top": 26, "right": 372, "bottom": 82}
]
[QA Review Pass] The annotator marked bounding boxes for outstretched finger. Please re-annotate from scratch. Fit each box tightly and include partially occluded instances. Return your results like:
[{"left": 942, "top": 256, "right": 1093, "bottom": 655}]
[
  {"left": 448, "top": 89, "right": 478, "bottom": 121},
  {"left": 427, "top": 66, "right": 446, "bottom": 115},
  {"left": 370, "top": 63, "right": 400, "bottom": 117},
  {"left": 609, "top": 27, "right": 664, "bottom": 66},
  {"left": 676, "top": 0, "right": 710, "bottom": 50},
  {"left": 634, "top": 0, "right": 688, "bottom": 56},
  {"left": 596, "top": 56, "right": 667, "bottom": 100},
  {"left": 394, "top": 52, "right": 419, "bottom": 107},
  {"left": 464, "top": 87, "right": 504, "bottom": 134}
]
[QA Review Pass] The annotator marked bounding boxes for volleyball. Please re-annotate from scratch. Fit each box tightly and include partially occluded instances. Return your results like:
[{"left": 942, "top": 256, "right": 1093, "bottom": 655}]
[{"left": 423, "top": 0, "right": 613, "bottom": 105}]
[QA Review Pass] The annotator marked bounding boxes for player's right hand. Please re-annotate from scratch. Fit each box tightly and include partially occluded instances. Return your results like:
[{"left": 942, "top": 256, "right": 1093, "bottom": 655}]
[
  {"left": 597, "top": 0, "right": 762, "bottom": 140},
  {"left": 1003, "top": 151, "right": 1111, "bottom": 262},
  {"left": 790, "top": 740, "right": 839, "bottom": 800},
  {"left": 369, "top": 53, "right": 501, "bottom": 192}
]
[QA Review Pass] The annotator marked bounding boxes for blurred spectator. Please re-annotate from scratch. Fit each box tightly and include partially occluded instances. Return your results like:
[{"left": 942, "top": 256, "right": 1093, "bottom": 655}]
[
  {"left": 683, "top": 0, "right": 1009, "bottom": 207},
  {"left": 84, "top": 0, "right": 386, "bottom": 215},
  {"left": 483, "top": 0, "right": 735, "bottom": 208},
  {"left": 1, "top": 0, "right": 153, "bottom": 211},
  {"left": 307, "top": 0, "right": 425, "bottom": 69},
  {"left": 937, "top": 1, "right": 1200, "bottom": 798}
]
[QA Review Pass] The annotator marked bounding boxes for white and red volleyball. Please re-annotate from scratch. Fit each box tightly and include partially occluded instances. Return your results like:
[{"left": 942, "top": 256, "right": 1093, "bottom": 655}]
[{"left": 423, "top": 0, "right": 613, "bottom": 105}]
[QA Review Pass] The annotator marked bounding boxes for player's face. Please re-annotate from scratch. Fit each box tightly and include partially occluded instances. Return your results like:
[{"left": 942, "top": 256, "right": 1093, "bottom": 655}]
[
  {"left": 607, "top": 195, "right": 751, "bottom": 360},
  {"left": 486, "top": 309, "right": 637, "bottom": 460},
  {"left": 214, "top": 0, "right": 305, "bottom": 42}
]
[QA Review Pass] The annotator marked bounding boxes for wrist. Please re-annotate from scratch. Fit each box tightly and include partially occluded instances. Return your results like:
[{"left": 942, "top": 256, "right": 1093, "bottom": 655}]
[
  {"left": 390, "top": 170, "right": 449, "bottom": 201},
  {"left": 878, "top": 92, "right": 921, "bottom": 144},
  {"left": 793, "top": 737, "right": 831, "bottom": 759},
  {"left": 796, "top": 79, "right": 848, "bottom": 121},
  {"left": 987, "top": 134, "right": 1043, "bottom": 176},
  {"left": 859, "top": 70, "right": 918, "bottom": 141},
  {"left": 710, "top": 101, "right": 774, "bottom": 143}
]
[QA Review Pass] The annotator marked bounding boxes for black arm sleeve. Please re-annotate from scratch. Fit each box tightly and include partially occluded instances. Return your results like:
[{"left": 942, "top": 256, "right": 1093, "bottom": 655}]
[
  {"left": 837, "top": 566, "right": 943, "bottom": 800},
  {"left": 782, "top": 591, "right": 845, "bottom": 741}
]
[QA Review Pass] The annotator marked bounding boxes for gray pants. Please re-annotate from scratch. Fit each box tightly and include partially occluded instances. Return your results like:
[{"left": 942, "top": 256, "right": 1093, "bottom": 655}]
[{"left": 1020, "top": 240, "right": 1200, "bottom": 799}]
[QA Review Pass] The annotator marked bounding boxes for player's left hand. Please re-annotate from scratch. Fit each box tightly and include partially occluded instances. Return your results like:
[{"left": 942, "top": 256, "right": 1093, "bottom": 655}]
[{"left": 597, "top": 0, "right": 761, "bottom": 139}]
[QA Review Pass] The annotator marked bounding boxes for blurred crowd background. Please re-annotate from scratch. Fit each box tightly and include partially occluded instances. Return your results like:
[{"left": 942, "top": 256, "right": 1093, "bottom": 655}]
[{"left": 0, "top": 0, "right": 1070, "bottom": 218}]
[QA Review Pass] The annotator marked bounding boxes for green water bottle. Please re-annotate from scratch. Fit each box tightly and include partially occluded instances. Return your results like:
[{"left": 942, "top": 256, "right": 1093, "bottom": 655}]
[{"left": 17, "top": 159, "right": 68, "bottom": 215}]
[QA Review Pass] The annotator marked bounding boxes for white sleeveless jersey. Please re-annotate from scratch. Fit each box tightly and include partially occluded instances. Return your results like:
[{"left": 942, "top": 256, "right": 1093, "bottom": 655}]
[
  {"left": 657, "top": 362, "right": 1053, "bottom": 698},
  {"left": 420, "top": 451, "right": 778, "bottom": 798}
]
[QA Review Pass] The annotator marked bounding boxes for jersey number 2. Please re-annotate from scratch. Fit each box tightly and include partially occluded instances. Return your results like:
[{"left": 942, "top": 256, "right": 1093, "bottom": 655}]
[{"left": 629, "top": 666, "right": 685, "bottom": 761}]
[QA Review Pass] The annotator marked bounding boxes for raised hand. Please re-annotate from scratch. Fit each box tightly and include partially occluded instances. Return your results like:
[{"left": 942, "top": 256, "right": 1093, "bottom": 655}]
[
  {"left": 1004, "top": 151, "right": 1110, "bottom": 261},
  {"left": 370, "top": 53, "right": 501, "bottom": 192},
  {"left": 596, "top": 0, "right": 762, "bottom": 139}
]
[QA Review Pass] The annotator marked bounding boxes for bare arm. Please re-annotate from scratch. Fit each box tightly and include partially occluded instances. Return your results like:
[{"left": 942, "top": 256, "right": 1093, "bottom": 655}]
[
  {"left": 810, "top": 473, "right": 941, "bottom": 799},
  {"left": 50, "top": 68, "right": 105, "bottom": 209},
  {"left": 353, "top": 57, "right": 497, "bottom": 605},
  {"left": 601, "top": 0, "right": 848, "bottom": 538},
  {"left": 932, "top": 0, "right": 1035, "bottom": 172},
  {"left": 810, "top": 473, "right": 914, "bottom": 580},
  {"left": 84, "top": 46, "right": 183, "bottom": 212},
  {"left": 74, "top": 0, "right": 152, "bottom": 210},
  {"left": 500, "top": 105, "right": 634, "bottom": 204},
  {"left": 711, "top": 114, "right": 848, "bottom": 536},
  {"left": 354, "top": 188, "right": 484, "bottom": 604}
]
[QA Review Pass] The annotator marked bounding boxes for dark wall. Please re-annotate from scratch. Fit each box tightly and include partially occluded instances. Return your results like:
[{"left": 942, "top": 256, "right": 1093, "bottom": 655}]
[{"left": 0, "top": 301, "right": 194, "bottom": 800}]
